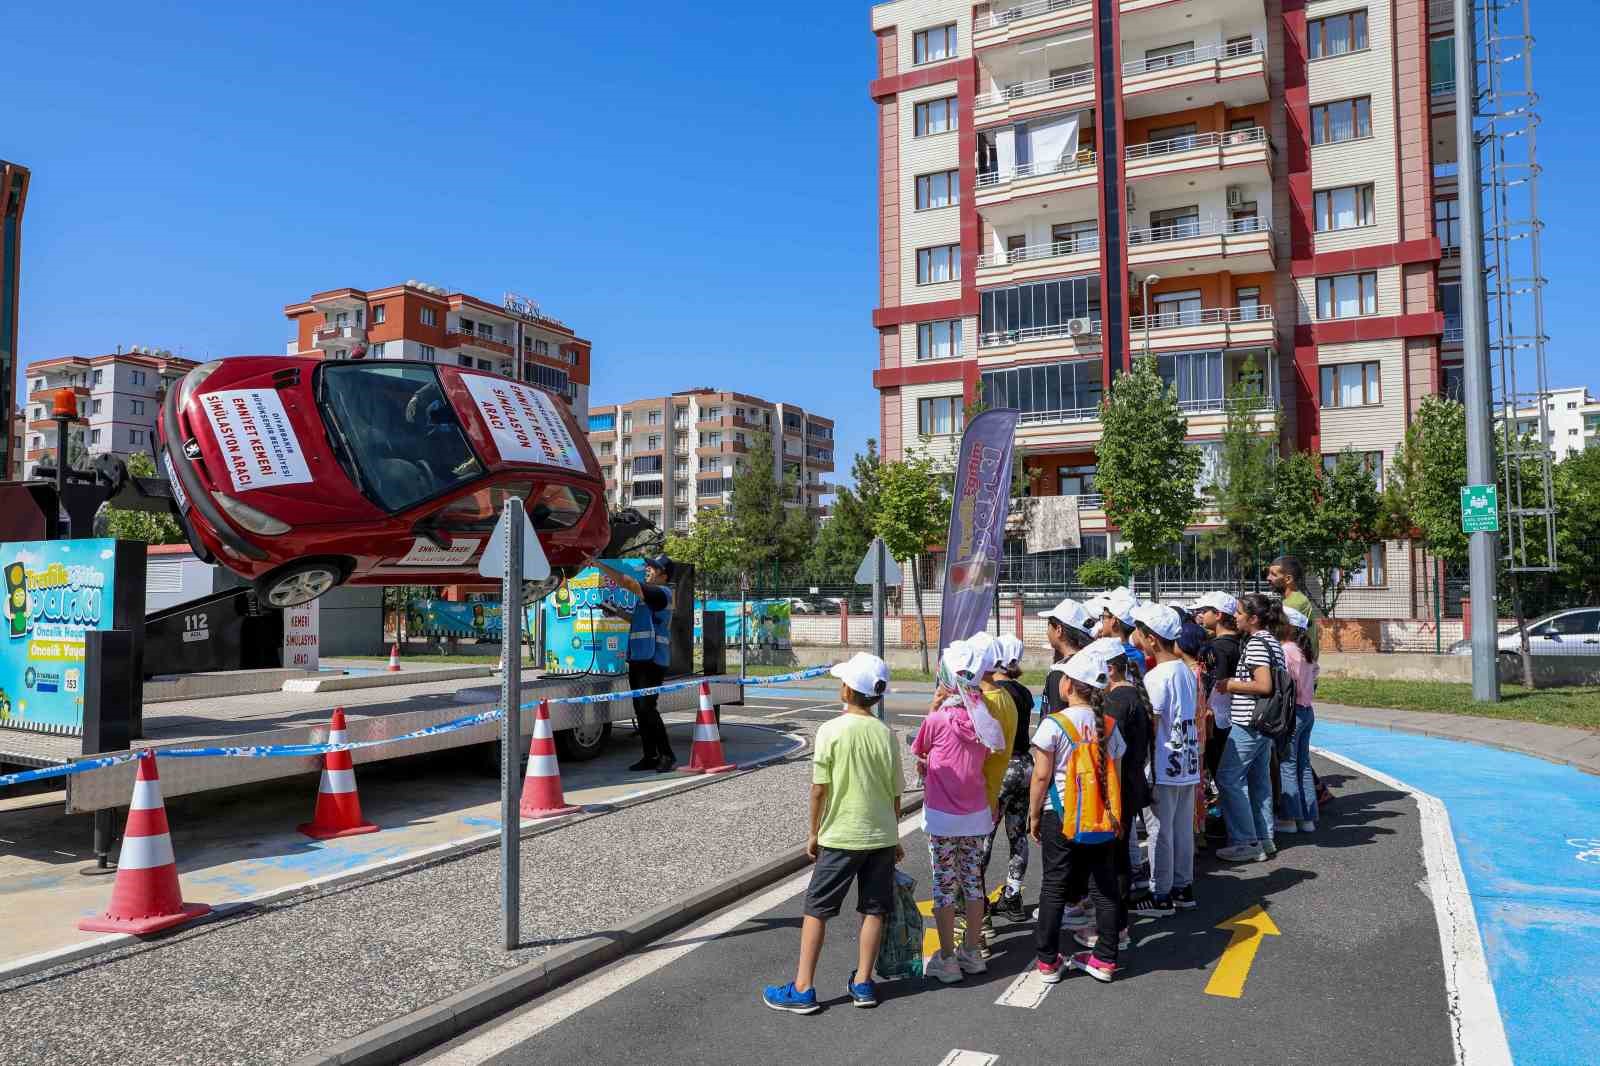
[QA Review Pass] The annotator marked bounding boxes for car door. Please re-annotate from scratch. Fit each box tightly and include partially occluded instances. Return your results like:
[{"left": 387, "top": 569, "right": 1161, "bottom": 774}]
[{"left": 1532, "top": 609, "right": 1600, "bottom": 654}]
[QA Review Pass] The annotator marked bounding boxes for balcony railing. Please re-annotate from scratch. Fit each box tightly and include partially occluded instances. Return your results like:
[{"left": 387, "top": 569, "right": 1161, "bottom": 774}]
[
  {"left": 974, "top": 68, "right": 1095, "bottom": 108},
  {"left": 1174, "top": 394, "right": 1276, "bottom": 416},
  {"left": 981, "top": 0, "right": 1091, "bottom": 30},
  {"left": 1122, "top": 37, "right": 1261, "bottom": 77},
  {"left": 1127, "top": 214, "right": 1267, "bottom": 246},
  {"left": 447, "top": 327, "right": 513, "bottom": 354},
  {"left": 976, "top": 151, "right": 1096, "bottom": 189},
  {"left": 1431, "top": 79, "right": 1456, "bottom": 97},
  {"left": 1129, "top": 304, "right": 1274, "bottom": 331},
  {"left": 1124, "top": 125, "right": 1267, "bottom": 160},
  {"left": 977, "top": 235, "right": 1100, "bottom": 268},
  {"left": 1443, "top": 315, "right": 1464, "bottom": 343},
  {"left": 313, "top": 324, "right": 365, "bottom": 345},
  {"left": 1017, "top": 406, "right": 1100, "bottom": 427},
  {"left": 979, "top": 317, "right": 1102, "bottom": 348}
]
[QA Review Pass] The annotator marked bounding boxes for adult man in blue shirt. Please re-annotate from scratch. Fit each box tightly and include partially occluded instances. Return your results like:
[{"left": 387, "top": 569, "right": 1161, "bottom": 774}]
[{"left": 593, "top": 555, "right": 678, "bottom": 772}]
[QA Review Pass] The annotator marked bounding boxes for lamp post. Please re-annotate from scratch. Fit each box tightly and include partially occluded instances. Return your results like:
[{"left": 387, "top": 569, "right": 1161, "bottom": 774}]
[{"left": 1140, "top": 273, "right": 1162, "bottom": 363}]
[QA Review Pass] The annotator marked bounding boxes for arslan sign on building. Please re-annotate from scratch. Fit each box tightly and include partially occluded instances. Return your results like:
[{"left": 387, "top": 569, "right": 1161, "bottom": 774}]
[
  {"left": 460, "top": 375, "right": 586, "bottom": 472},
  {"left": 282, "top": 599, "right": 319, "bottom": 671},
  {"left": 198, "top": 388, "right": 314, "bottom": 492}
]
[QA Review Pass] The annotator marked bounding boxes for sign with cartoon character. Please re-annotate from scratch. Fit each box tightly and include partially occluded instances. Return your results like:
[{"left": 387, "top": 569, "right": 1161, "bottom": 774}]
[
  {"left": 0, "top": 539, "right": 120, "bottom": 735},
  {"left": 539, "top": 560, "right": 640, "bottom": 675}
]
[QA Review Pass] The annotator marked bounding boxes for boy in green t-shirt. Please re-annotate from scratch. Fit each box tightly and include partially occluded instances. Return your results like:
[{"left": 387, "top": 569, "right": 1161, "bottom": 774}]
[{"left": 763, "top": 653, "right": 902, "bottom": 1014}]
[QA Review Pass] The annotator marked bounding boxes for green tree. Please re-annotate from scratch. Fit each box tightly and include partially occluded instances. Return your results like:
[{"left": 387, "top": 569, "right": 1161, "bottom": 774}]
[
  {"left": 874, "top": 449, "right": 949, "bottom": 673},
  {"left": 1095, "top": 355, "right": 1202, "bottom": 598},
  {"left": 1383, "top": 396, "right": 1469, "bottom": 564},
  {"left": 809, "top": 441, "right": 880, "bottom": 582},
  {"left": 100, "top": 452, "right": 184, "bottom": 544},
  {"left": 1075, "top": 557, "right": 1123, "bottom": 590},
  {"left": 1264, "top": 450, "right": 1382, "bottom": 617},
  {"left": 1551, "top": 447, "right": 1600, "bottom": 604},
  {"left": 664, "top": 508, "right": 746, "bottom": 577},
  {"left": 728, "top": 433, "right": 785, "bottom": 578},
  {"left": 1207, "top": 355, "right": 1277, "bottom": 568}
]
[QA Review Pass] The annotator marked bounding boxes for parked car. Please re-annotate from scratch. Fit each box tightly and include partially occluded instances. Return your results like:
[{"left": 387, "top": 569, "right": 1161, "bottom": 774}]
[
  {"left": 158, "top": 356, "right": 610, "bottom": 607},
  {"left": 786, "top": 598, "right": 815, "bottom": 614},
  {"left": 1448, "top": 606, "right": 1600, "bottom": 656}
]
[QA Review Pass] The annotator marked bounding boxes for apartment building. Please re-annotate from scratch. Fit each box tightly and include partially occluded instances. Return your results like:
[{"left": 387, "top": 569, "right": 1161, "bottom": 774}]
[
  {"left": 9, "top": 410, "right": 24, "bottom": 481},
  {"left": 585, "top": 389, "right": 836, "bottom": 534},
  {"left": 1, "top": 160, "right": 29, "bottom": 480},
  {"left": 869, "top": 0, "right": 1463, "bottom": 611},
  {"left": 1510, "top": 386, "right": 1600, "bottom": 461},
  {"left": 20, "top": 348, "right": 196, "bottom": 478},
  {"left": 284, "top": 282, "right": 592, "bottom": 419}
]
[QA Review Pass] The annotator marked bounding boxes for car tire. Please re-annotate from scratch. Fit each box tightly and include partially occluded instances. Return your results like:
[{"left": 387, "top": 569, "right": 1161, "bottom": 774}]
[
  {"left": 555, "top": 719, "right": 612, "bottom": 762},
  {"left": 256, "top": 558, "right": 349, "bottom": 609}
]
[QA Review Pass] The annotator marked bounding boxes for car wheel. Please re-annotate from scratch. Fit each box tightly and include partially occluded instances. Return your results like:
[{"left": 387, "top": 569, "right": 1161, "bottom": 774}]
[
  {"left": 555, "top": 716, "right": 612, "bottom": 762},
  {"left": 257, "top": 559, "right": 348, "bottom": 609}
]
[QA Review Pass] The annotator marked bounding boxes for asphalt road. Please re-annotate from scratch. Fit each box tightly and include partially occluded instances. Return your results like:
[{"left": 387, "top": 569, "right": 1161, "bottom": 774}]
[{"left": 415, "top": 731, "right": 1455, "bottom": 1066}]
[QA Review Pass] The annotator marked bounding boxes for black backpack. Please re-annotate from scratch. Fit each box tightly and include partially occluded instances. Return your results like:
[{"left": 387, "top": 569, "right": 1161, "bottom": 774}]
[{"left": 1245, "top": 635, "right": 1297, "bottom": 740}]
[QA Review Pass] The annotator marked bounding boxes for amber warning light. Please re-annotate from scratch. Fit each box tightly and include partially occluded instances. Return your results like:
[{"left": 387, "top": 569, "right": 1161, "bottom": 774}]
[{"left": 51, "top": 388, "right": 80, "bottom": 420}]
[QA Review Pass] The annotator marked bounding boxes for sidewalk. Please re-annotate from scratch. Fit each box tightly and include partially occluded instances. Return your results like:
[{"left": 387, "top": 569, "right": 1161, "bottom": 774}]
[{"left": 1317, "top": 702, "right": 1600, "bottom": 776}]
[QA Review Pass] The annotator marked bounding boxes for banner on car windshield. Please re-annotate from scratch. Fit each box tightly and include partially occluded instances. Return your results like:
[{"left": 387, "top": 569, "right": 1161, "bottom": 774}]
[
  {"left": 199, "top": 388, "right": 314, "bottom": 492},
  {"left": 459, "top": 375, "right": 586, "bottom": 473}
]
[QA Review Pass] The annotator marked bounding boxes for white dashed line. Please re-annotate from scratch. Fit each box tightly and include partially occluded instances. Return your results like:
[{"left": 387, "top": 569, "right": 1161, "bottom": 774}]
[
  {"left": 994, "top": 966, "right": 1053, "bottom": 1009},
  {"left": 937, "top": 1051, "right": 999, "bottom": 1066}
]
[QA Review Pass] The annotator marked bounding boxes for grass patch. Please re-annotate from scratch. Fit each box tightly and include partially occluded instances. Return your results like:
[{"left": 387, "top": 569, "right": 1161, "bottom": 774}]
[{"left": 1315, "top": 677, "right": 1600, "bottom": 731}]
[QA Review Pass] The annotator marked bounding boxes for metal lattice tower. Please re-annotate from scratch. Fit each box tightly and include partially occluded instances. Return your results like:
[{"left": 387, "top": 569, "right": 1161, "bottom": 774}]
[{"left": 1474, "top": 0, "right": 1556, "bottom": 573}]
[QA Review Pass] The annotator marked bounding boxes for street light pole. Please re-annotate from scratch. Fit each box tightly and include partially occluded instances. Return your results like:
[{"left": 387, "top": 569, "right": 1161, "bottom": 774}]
[{"left": 1140, "top": 273, "right": 1162, "bottom": 363}]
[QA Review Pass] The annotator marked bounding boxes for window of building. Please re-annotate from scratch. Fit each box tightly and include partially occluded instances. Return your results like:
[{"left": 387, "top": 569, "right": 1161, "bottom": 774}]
[
  {"left": 130, "top": 370, "right": 146, "bottom": 386},
  {"left": 129, "top": 430, "right": 144, "bottom": 446},
  {"left": 646, "top": 434, "right": 661, "bottom": 450},
  {"left": 634, "top": 455, "right": 663, "bottom": 475},
  {"left": 90, "top": 398, "right": 102, "bottom": 415},
  {"left": 1057, "top": 464, "right": 1097, "bottom": 496},
  {"left": 913, "top": 23, "right": 957, "bottom": 64},
  {"left": 534, "top": 338, "right": 549, "bottom": 356},
  {"left": 460, "top": 317, "right": 476, "bottom": 335},
  {"left": 90, "top": 429, "right": 101, "bottom": 445},
  {"left": 30, "top": 379, "right": 42, "bottom": 391},
  {"left": 130, "top": 399, "right": 145, "bottom": 416},
  {"left": 1051, "top": 220, "right": 1097, "bottom": 254},
  {"left": 1311, "top": 96, "right": 1372, "bottom": 145},
  {"left": 1429, "top": 35, "right": 1455, "bottom": 93},
  {"left": 1339, "top": 542, "right": 1387, "bottom": 587},
  {"left": 917, "top": 320, "right": 962, "bottom": 360},
  {"left": 372, "top": 304, "right": 386, "bottom": 324},
  {"left": 1151, "top": 289, "right": 1203, "bottom": 326},
  {"left": 92, "top": 370, "right": 103, "bottom": 386},
  {"left": 598, "top": 440, "right": 613, "bottom": 456},
  {"left": 734, "top": 432, "right": 747, "bottom": 445},
  {"left": 1236, "top": 286, "right": 1264, "bottom": 320},
  {"left": 368, "top": 341, "right": 385, "bottom": 358},
  {"left": 1442, "top": 364, "right": 1465, "bottom": 402},
  {"left": 1434, "top": 198, "right": 1460, "bottom": 252},
  {"left": 1156, "top": 350, "right": 1225, "bottom": 409},
  {"left": 30, "top": 436, "right": 39, "bottom": 449},
  {"left": 916, "top": 169, "right": 960, "bottom": 210},
  {"left": 477, "top": 359, "right": 492, "bottom": 371},
  {"left": 1316, "top": 271, "right": 1379, "bottom": 318},
  {"left": 1146, "top": 122, "right": 1199, "bottom": 151},
  {"left": 1314, "top": 184, "right": 1376, "bottom": 231},
  {"left": 1144, "top": 205, "right": 1201, "bottom": 242},
  {"left": 1308, "top": 9, "right": 1368, "bottom": 59},
  {"left": 699, "top": 455, "right": 721, "bottom": 472},
  {"left": 418, "top": 344, "right": 435, "bottom": 362},
  {"left": 916, "top": 244, "right": 961, "bottom": 284},
  {"left": 980, "top": 275, "right": 1100, "bottom": 341},
  {"left": 914, "top": 96, "right": 956, "bottom": 137},
  {"left": 1322, "top": 450, "right": 1384, "bottom": 488},
  {"left": 917, "top": 396, "right": 965, "bottom": 436},
  {"left": 1144, "top": 41, "right": 1196, "bottom": 70},
  {"left": 1320, "top": 361, "right": 1382, "bottom": 408},
  {"left": 420, "top": 307, "right": 438, "bottom": 326},
  {"left": 647, "top": 409, "right": 661, "bottom": 425},
  {"left": 706, "top": 431, "right": 722, "bottom": 447}
]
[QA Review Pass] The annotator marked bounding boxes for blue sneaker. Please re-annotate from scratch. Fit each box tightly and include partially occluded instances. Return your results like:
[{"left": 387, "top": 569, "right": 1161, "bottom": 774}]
[
  {"left": 762, "top": 981, "right": 820, "bottom": 1014},
  {"left": 846, "top": 975, "right": 878, "bottom": 1008}
]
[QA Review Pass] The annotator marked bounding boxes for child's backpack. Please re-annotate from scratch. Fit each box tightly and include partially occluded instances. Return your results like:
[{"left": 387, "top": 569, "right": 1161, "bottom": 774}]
[{"left": 1046, "top": 711, "right": 1123, "bottom": 844}]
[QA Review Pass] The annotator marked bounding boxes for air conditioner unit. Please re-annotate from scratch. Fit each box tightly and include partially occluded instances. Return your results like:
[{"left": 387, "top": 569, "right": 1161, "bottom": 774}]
[
  {"left": 1067, "top": 317, "right": 1094, "bottom": 337},
  {"left": 1226, "top": 185, "right": 1245, "bottom": 208},
  {"left": 1126, "top": 187, "right": 1136, "bottom": 211}
]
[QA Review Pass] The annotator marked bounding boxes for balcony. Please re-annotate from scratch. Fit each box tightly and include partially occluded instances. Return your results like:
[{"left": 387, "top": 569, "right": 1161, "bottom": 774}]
[
  {"left": 312, "top": 324, "right": 366, "bottom": 350},
  {"left": 975, "top": 69, "right": 1095, "bottom": 129},
  {"left": 28, "top": 386, "right": 88, "bottom": 405},
  {"left": 1127, "top": 305, "right": 1276, "bottom": 353},
  {"left": 974, "top": 0, "right": 1092, "bottom": 51},
  {"left": 1125, "top": 127, "right": 1270, "bottom": 184},
  {"left": 976, "top": 151, "right": 1097, "bottom": 213},
  {"left": 1443, "top": 315, "right": 1463, "bottom": 345},
  {"left": 444, "top": 328, "right": 514, "bottom": 356},
  {"left": 977, "top": 234, "right": 1100, "bottom": 286},
  {"left": 978, "top": 317, "right": 1102, "bottom": 358},
  {"left": 1121, "top": 38, "right": 1268, "bottom": 118},
  {"left": 1127, "top": 215, "right": 1274, "bottom": 274}
]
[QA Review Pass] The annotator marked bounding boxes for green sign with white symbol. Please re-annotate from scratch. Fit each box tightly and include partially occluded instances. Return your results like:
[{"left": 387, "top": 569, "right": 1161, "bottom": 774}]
[{"left": 1460, "top": 483, "right": 1499, "bottom": 533}]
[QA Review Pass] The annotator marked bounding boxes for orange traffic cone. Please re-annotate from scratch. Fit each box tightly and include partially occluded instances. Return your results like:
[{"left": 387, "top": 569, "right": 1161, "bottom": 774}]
[
  {"left": 521, "top": 700, "right": 581, "bottom": 819},
  {"left": 682, "top": 683, "right": 735, "bottom": 774},
  {"left": 298, "top": 708, "right": 379, "bottom": 839},
  {"left": 79, "top": 752, "right": 211, "bottom": 935},
  {"left": 387, "top": 643, "right": 401, "bottom": 672}
]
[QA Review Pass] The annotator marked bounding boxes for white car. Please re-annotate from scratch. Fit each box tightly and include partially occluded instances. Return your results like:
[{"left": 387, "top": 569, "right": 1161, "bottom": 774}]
[
  {"left": 786, "top": 598, "right": 815, "bottom": 614},
  {"left": 1449, "top": 607, "right": 1600, "bottom": 656}
]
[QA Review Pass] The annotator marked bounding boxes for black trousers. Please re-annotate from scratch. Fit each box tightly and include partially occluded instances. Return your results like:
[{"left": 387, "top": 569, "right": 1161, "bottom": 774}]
[
  {"left": 1034, "top": 811, "right": 1122, "bottom": 966},
  {"left": 628, "top": 659, "right": 674, "bottom": 760}
]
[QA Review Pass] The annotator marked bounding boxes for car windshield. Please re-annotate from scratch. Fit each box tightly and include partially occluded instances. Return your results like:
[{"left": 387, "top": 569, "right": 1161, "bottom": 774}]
[{"left": 317, "top": 362, "right": 484, "bottom": 513}]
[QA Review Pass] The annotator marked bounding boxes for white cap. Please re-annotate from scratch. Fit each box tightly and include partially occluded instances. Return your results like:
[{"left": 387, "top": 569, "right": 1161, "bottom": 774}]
[
  {"left": 830, "top": 653, "right": 890, "bottom": 700},
  {"left": 1084, "top": 636, "right": 1128, "bottom": 663},
  {"left": 1283, "top": 605, "right": 1309, "bottom": 631},
  {"left": 1082, "top": 593, "right": 1111, "bottom": 618},
  {"left": 966, "top": 632, "right": 1002, "bottom": 675},
  {"left": 1132, "top": 602, "right": 1182, "bottom": 640},
  {"left": 941, "top": 639, "right": 982, "bottom": 680},
  {"left": 1038, "top": 598, "right": 1094, "bottom": 633},
  {"left": 1105, "top": 587, "right": 1140, "bottom": 628},
  {"left": 996, "top": 634, "right": 1025, "bottom": 667},
  {"left": 1063, "top": 651, "right": 1108, "bottom": 690},
  {"left": 1193, "top": 591, "right": 1239, "bottom": 616}
]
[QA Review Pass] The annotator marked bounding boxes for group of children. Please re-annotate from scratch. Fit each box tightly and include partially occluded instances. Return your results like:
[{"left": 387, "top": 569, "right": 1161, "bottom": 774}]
[{"left": 762, "top": 584, "right": 1319, "bottom": 1014}]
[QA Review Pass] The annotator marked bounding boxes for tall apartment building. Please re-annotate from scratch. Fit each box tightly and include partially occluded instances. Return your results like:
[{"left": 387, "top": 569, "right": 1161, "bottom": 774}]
[
  {"left": 20, "top": 348, "right": 196, "bottom": 478},
  {"left": 869, "top": 0, "right": 1463, "bottom": 611},
  {"left": 1, "top": 160, "right": 29, "bottom": 479},
  {"left": 585, "top": 389, "right": 836, "bottom": 533},
  {"left": 1510, "top": 386, "right": 1600, "bottom": 461},
  {"left": 284, "top": 282, "right": 592, "bottom": 419}
]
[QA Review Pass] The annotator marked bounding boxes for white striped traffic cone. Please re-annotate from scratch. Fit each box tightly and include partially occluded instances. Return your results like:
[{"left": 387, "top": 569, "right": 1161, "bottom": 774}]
[
  {"left": 298, "top": 708, "right": 379, "bottom": 839},
  {"left": 521, "top": 700, "right": 581, "bottom": 819},
  {"left": 79, "top": 751, "right": 211, "bottom": 935},
  {"left": 682, "top": 683, "right": 735, "bottom": 774},
  {"left": 387, "top": 643, "right": 401, "bottom": 672}
]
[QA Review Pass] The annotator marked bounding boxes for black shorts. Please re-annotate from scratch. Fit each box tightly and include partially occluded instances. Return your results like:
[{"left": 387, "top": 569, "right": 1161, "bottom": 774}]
[{"left": 803, "top": 845, "right": 897, "bottom": 919}]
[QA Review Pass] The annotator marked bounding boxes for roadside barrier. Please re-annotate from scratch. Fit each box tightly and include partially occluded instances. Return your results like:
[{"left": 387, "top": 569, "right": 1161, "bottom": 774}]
[
  {"left": 297, "top": 708, "right": 379, "bottom": 840},
  {"left": 520, "top": 700, "right": 581, "bottom": 819},
  {"left": 0, "top": 666, "right": 838, "bottom": 790}
]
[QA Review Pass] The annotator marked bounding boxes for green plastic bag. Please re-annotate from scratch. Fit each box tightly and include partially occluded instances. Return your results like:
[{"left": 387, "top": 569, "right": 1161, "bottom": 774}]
[{"left": 875, "top": 867, "right": 924, "bottom": 980}]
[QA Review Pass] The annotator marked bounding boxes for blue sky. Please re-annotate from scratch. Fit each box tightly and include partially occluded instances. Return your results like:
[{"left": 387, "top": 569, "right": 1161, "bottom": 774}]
[{"left": 6, "top": 1, "right": 1596, "bottom": 483}]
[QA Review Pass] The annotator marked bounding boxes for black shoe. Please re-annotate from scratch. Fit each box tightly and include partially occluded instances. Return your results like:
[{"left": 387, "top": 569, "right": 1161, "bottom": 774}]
[
  {"left": 1173, "top": 885, "right": 1196, "bottom": 910},
  {"left": 1134, "top": 895, "right": 1175, "bottom": 918},
  {"left": 1125, "top": 888, "right": 1154, "bottom": 914},
  {"left": 628, "top": 756, "right": 658, "bottom": 772},
  {"left": 995, "top": 891, "right": 1028, "bottom": 923},
  {"left": 654, "top": 756, "right": 678, "bottom": 773}
]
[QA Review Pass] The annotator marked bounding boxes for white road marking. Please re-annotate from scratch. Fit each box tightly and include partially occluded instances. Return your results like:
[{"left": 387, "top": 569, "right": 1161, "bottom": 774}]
[
  {"left": 1311, "top": 747, "right": 1512, "bottom": 1066},
  {"left": 994, "top": 966, "right": 1052, "bottom": 1009},
  {"left": 937, "top": 1051, "right": 998, "bottom": 1066},
  {"left": 425, "top": 813, "right": 926, "bottom": 1065}
]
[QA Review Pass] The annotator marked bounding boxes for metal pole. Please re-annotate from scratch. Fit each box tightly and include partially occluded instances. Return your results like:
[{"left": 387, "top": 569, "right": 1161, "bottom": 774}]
[
  {"left": 738, "top": 570, "right": 747, "bottom": 687},
  {"left": 1455, "top": 0, "right": 1499, "bottom": 702},
  {"left": 500, "top": 497, "right": 525, "bottom": 949},
  {"left": 871, "top": 539, "right": 885, "bottom": 662}
]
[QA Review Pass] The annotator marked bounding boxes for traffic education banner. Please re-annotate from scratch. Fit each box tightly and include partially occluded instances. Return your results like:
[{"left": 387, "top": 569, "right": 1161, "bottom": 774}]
[{"left": 0, "top": 538, "right": 119, "bottom": 735}]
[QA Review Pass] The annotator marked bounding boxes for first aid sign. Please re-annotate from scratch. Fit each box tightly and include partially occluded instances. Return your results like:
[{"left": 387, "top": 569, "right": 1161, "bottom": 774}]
[{"left": 200, "top": 389, "right": 314, "bottom": 492}]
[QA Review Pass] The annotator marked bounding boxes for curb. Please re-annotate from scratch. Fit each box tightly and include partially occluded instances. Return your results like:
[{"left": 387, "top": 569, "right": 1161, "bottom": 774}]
[
  {"left": 1318, "top": 704, "right": 1600, "bottom": 777},
  {"left": 293, "top": 791, "right": 926, "bottom": 1066},
  {"left": 281, "top": 666, "right": 495, "bottom": 694}
]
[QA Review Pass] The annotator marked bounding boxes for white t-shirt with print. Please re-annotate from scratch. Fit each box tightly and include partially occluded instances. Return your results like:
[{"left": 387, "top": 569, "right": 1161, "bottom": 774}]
[
  {"left": 1143, "top": 658, "right": 1200, "bottom": 786},
  {"left": 1031, "top": 705, "right": 1127, "bottom": 812}
]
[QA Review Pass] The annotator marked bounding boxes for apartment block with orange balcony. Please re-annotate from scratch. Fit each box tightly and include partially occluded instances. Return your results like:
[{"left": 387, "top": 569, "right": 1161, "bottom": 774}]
[
  {"left": 19, "top": 348, "right": 196, "bottom": 479},
  {"left": 870, "top": 0, "right": 1454, "bottom": 612}
]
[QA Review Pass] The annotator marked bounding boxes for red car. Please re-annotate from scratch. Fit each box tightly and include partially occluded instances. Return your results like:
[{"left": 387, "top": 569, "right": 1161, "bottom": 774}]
[{"left": 157, "top": 356, "right": 610, "bottom": 608}]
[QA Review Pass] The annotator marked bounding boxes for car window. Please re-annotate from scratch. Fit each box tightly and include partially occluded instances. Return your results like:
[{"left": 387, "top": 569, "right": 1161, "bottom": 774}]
[
  {"left": 435, "top": 480, "right": 591, "bottom": 532},
  {"left": 1548, "top": 611, "right": 1600, "bottom": 635}
]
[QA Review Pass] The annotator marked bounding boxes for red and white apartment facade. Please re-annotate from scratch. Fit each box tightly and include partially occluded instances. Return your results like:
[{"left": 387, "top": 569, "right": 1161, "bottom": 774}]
[
  {"left": 21, "top": 348, "right": 197, "bottom": 479},
  {"left": 285, "top": 282, "right": 593, "bottom": 419},
  {"left": 870, "top": 0, "right": 1462, "bottom": 611}
]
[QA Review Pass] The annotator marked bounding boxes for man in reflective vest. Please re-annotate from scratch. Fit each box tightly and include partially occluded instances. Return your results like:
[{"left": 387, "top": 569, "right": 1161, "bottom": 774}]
[{"left": 594, "top": 555, "right": 677, "bottom": 772}]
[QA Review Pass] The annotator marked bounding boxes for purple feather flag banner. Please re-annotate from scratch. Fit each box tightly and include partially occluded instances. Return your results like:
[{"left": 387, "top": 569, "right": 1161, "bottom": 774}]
[{"left": 937, "top": 408, "right": 1018, "bottom": 654}]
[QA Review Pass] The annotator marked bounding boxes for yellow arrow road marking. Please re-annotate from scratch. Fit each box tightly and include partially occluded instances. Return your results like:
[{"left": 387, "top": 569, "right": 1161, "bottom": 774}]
[
  {"left": 1205, "top": 904, "right": 1281, "bottom": 999},
  {"left": 918, "top": 888, "right": 1003, "bottom": 966}
]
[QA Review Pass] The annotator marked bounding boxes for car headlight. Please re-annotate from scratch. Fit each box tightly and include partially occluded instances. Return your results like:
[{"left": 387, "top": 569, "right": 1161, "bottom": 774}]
[
  {"left": 211, "top": 491, "right": 291, "bottom": 536},
  {"left": 176, "top": 360, "right": 224, "bottom": 411}
]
